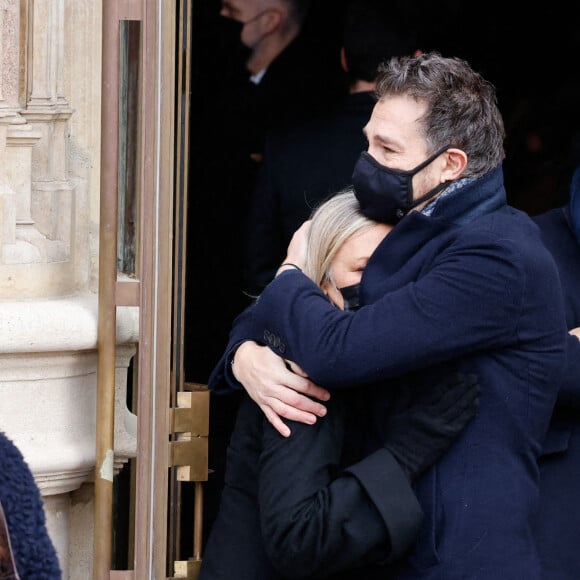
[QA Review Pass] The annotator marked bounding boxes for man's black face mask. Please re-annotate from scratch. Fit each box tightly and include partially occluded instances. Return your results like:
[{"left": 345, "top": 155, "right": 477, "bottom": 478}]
[
  {"left": 351, "top": 146, "right": 450, "bottom": 224},
  {"left": 217, "top": 16, "right": 251, "bottom": 69}
]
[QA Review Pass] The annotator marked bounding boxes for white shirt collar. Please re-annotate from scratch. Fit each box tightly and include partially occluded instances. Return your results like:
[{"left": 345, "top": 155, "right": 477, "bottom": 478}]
[{"left": 249, "top": 68, "right": 267, "bottom": 85}]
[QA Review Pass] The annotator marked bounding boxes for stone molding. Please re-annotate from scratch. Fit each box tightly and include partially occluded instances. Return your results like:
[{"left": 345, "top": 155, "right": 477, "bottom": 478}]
[{"left": 0, "top": 294, "right": 139, "bottom": 497}]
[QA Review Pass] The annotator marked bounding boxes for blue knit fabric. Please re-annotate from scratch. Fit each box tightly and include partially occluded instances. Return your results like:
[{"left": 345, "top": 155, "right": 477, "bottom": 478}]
[{"left": 0, "top": 432, "right": 61, "bottom": 579}]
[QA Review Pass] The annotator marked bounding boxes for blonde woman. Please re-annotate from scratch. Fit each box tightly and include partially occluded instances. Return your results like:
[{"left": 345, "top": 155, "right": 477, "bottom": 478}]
[{"left": 200, "top": 190, "right": 478, "bottom": 580}]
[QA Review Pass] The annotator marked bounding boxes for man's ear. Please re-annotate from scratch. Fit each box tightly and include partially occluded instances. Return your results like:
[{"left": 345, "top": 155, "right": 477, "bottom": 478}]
[
  {"left": 260, "top": 9, "right": 282, "bottom": 35},
  {"left": 340, "top": 47, "right": 348, "bottom": 73},
  {"left": 440, "top": 148, "right": 467, "bottom": 181}
]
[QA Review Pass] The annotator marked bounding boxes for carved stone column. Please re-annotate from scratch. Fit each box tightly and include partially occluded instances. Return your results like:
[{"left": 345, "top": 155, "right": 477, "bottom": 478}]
[
  {"left": 0, "top": 2, "right": 140, "bottom": 579},
  {"left": 0, "top": 298, "right": 138, "bottom": 579},
  {"left": 0, "top": 0, "right": 22, "bottom": 114}
]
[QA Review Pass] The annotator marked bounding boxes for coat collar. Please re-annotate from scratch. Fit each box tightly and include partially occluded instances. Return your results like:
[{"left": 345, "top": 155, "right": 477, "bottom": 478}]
[
  {"left": 361, "top": 166, "right": 507, "bottom": 287},
  {"left": 428, "top": 165, "right": 507, "bottom": 225}
]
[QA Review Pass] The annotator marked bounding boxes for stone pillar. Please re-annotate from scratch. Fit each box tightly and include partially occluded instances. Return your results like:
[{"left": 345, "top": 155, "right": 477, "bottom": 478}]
[
  {"left": 0, "top": 0, "right": 44, "bottom": 262},
  {"left": 0, "top": 298, "right": 139, "bottom": 579},
  {"left": 0, "top": 2, "right": 140, "bottom": 578},
  {"left": 18, "top": 0, "right": 78, "bottom": 297},
  {"left": 0, "top": 0, "right": 21, "bottom": 113},
  {"left": 0, "top": 0, "right": 78, "bottom": 295},
  {"left": 0, "top": 114, "right": 16, "bottom": 246}
]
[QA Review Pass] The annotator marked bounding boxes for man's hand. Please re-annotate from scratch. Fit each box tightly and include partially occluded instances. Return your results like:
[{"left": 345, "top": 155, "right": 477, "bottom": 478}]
[{"left": 232, "top": 341, "right": 330, "bottom": 437}]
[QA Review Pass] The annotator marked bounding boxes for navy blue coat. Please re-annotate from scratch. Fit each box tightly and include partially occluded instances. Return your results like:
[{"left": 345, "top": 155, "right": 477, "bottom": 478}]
[
  {"left": 532, "top": 175, "right": 580, "bottom": 580},
  {"left": 212, "top": 167, "right": 568, "bottom": 579},
  {"left": 0, "top": 432, "right": 61, "bottom": 579}
]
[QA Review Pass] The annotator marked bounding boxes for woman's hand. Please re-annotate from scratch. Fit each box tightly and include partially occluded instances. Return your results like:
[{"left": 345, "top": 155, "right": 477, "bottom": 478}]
[
  {"left": 570, "top": 327, "right": 580, "bottom": 341},
  {"left": 232, "top": 341, "right": 330, "bottom": 437},
  {"left": 280, "top": 220, "right": 312, "bottom": 273}
]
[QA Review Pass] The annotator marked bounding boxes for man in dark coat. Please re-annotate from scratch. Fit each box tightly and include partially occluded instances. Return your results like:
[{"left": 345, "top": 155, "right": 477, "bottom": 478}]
[
  {"left": 0, "top": 431, "right": 61, "bottom": 579},
  {"left": 211, "top": 53, "right": 568, "bottom": 578},
  {"left": 242, "top": 0, "right": 419, "bottom": 296},
  {"left": 202, "top": 190, "right": 479, "bottom": 579},
  {"left": 532, "top": 166, "right": 580, "bottom": 580}
]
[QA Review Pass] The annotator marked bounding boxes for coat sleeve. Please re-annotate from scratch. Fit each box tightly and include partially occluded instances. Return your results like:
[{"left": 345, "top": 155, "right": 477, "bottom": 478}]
[
  {"left": 258, "top": 395, "right": 423, "bottom": 578},
  {"left": 207, "top": 302, "right": 263, "bottom": 394},
  {"left": 247, "top": 232, "right": 562, "bottom": 387},
  {"left": 207, "top": 269, "right": 304, "bottom": 394}
]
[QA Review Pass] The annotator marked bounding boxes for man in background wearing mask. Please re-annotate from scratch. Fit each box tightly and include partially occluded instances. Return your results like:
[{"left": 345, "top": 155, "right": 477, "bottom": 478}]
[
  {"left": 218, "top": 0, "right": 345, "bottom": 142},
  {"left": 210, "top": 52, "right": 568, "bottom": 578}
]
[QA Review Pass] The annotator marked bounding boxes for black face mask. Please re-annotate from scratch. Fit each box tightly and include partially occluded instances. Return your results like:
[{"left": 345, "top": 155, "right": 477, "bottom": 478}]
[
  {"left": 351, "top": 146, "right": 451, "bottom": 224},
  {"left": 338, "top": 283, "right": 361, "bottom": 311},
  {"left": 217, "top": 16, "right": 252, "bottom": 70}
]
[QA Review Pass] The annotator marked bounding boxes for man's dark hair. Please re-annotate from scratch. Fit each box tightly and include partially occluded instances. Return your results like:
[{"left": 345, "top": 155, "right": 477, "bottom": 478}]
[
  {"left": 342, "top": 0, "right": 418, "bottom": 84},
  {"left": 282, "top": 0, "right": 311, "bottom": 26},
  {"left": 375, "top": 52, "right": 506, "bottom": 176}
]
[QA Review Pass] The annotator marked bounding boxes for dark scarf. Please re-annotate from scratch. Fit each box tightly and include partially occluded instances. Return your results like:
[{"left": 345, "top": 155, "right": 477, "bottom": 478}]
[{"left": 427, "top": 165, "right": 507, "bottom": 225}]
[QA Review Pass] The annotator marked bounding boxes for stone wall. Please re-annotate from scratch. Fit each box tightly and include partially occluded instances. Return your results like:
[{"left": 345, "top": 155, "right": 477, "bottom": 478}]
[{"left": 0, "top": 1, "right": 138, "bottom": 577}]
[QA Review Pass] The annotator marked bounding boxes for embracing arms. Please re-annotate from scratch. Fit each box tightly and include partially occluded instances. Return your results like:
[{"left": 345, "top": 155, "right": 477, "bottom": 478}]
[
  {"left": 211, "top": 221, "right": 561, "bottom": 434},
  {"left": 257, "top": 372, "right": 479, "bottom": 577}
]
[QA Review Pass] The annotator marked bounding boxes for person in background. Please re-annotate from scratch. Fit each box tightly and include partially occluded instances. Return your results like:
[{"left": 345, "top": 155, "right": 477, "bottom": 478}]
[
  {"left": 242, "top": 0, "right": 420, "bottom": 296},
  {"left": 214, "top": 0, "right": 346, "bottom": 167},
  {"left": 185, "top": 0, "right": 348, "bottom": 381},
  {"left": 201, "top": 189, "right": 479, "bottom": 579},
  {"left": 185, "top": 1, "right": 348, "bottom": 553},
  {"left": 531, "top": 166, "right": 580, "bottom": 580},
  {"left": 0, "top": 431, "right": 61, "bottom": 579},
  {"left": 211, "top": 52, "right": 568, "bottom": 579},
  {"left": 187, "top": 0, "right": 347, "bottom": 378}
]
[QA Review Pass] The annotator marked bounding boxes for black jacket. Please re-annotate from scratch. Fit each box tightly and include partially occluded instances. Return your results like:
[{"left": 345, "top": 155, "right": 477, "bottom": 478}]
[
  {"left": 243, "top": 92, "right": 375, "bottom": 296},
  {"left": 199, "top": 392, "right": 422, "bottom": 580}
]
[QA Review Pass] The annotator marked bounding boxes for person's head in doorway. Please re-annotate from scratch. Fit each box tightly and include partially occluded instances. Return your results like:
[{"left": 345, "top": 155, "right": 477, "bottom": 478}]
[
  {"left": 340, "top": 0, "right": 420, "bottom": 93},
  {"left": 303, "top": 188, "right": 392, "bottom": 310},
  {"left": 352, "top": 51, "right": 506, "bottom": 224},
  {"left": 220, "top": 0, "right": 310, "bottom": 76}
]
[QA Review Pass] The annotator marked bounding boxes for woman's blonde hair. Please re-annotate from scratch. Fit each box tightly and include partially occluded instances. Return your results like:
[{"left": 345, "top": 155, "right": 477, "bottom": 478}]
[{"left": 303, "top": 187, "right": 378, "bottom": 288}]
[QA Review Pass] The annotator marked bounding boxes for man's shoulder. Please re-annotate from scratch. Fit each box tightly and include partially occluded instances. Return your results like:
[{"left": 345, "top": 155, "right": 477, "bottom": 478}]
[
  {"left": 448, "top": 210, "right": 564, "bottom": 286},
  {"left": 460, "top": 205, "right": 542, "bottom": 243}
]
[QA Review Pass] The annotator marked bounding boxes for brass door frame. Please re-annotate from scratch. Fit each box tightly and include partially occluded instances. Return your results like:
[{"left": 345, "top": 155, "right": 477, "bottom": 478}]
[
  {"left": 169, "top": 0, "right": 193, "bottom": 566},
  {"left": 96, "top": 1, "right": 179, "bottom": 578}
]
